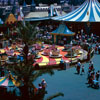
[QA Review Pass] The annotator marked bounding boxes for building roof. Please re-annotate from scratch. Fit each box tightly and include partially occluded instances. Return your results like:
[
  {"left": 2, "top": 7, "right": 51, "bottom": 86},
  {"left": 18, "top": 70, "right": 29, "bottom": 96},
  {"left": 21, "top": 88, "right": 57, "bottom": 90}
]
[
  {"left": 53, "top": 0, "right": 100, "bottom": 22},
  {"left": 25, "top": 4, "right": 66, "bottom": 21},
  {"left": 5, "top": 13, "right": 17, "bottom": 24},
  {"left": 25, "top": 11, "right": 66, "bottom": 21},
  {"left": 50, "top": 24, "right": 75, "bottom": 36}
]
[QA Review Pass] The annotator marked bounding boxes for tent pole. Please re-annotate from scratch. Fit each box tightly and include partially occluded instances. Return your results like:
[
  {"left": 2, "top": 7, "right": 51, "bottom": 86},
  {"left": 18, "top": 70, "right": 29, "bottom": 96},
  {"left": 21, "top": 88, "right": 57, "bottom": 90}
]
[{"left": 54, "top": 35, "right": 56, "bottom": 44}]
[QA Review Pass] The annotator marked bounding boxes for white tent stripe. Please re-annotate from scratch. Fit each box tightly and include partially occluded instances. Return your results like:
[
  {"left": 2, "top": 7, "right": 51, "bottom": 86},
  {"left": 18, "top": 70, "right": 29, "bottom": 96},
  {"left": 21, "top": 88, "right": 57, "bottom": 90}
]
[
  {"left": 93, "top": 0, "right": 100, "bottom": 21},
  {"left": 70, "top": 2, "right": 88, "bottom": 21},
  {"left": 95, "top": 1, "right": 100, "bottom": 12},
  {"left": 82, "top": 0, "right": 91, "bottom": 21},
  {"left": 88, "top": 0, "right": 91, "bottom": 21},
  {"left": 62, "top": 1, "right": 88, "bottom": 20}
]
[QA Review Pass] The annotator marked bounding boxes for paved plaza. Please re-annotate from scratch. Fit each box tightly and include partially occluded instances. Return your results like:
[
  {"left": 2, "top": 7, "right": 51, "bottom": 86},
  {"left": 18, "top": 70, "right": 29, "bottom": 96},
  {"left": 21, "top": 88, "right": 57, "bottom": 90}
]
[{"left": 35, "top": 53, "right": 100, "bottom": 100}]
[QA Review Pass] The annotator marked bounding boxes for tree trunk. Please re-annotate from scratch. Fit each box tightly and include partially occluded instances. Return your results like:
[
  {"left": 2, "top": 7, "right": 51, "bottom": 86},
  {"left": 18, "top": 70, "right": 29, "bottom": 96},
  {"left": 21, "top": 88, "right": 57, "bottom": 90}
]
[{"left": 21, "top": 84, "right": 30, "bottom": 100}]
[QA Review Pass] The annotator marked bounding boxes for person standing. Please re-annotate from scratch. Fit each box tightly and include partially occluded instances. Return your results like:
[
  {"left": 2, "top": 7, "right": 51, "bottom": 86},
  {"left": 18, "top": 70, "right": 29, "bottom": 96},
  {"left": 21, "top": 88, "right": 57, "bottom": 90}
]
[
  {"left": 41, "top": 79, "right": 47, "bottom": 90},
  {"left": 98, "top": 45, "right": 100, "bottom": 54},
  {"left": 37, "top": 84, "right": 42, "bottom": 95},
  {"left": 63, "top": 37, "right": 67, "bottom": 44},
  {"left": 96, "top": 71, "right": 100, "bottom": 81},
  {"left": 95, "top": 45, "right": 98, "bottom": 54},
  {"left": 81, "top": 65, "right": 85, "bottom": 75},
  {"left": 77, "top": 61, "right": 81, "bottom": 74}
]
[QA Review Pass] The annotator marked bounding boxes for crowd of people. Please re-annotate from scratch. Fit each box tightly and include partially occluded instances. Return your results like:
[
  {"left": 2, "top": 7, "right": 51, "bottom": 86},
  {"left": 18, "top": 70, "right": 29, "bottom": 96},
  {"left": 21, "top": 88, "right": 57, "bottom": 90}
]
[
  {"left": 87, "top": 61, "right": 100, "bottom": 89},
  {"left": 37, "top": 79, "right": 47, "bottom": 94},
  {"left": 76, "top": 60, "right": 100, "bottom": 89},
  {"left": 33, "top": 78, "right": 47, "bottom": 100},
  {"left": 94, "top": 43, "right": 100, "bottom": 54}
]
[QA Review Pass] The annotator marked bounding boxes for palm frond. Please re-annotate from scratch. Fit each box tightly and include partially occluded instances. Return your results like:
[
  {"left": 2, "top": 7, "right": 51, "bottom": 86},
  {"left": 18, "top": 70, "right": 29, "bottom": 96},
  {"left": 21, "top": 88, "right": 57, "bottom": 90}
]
[
  {"left": 32, "top": 69, "right": 54, "bottom": 82},
  {"left": 46, "top": 92, "right": 64, "bottom": 100},
  {"left": 16, "top": 21, "right": 40, "bottom": 44}
]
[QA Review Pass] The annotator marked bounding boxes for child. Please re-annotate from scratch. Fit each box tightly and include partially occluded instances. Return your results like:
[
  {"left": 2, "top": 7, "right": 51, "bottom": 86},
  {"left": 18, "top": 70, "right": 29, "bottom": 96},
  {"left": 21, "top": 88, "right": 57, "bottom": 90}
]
[{"left": 81, "top": 65, "right": 85, "bottom": 75}]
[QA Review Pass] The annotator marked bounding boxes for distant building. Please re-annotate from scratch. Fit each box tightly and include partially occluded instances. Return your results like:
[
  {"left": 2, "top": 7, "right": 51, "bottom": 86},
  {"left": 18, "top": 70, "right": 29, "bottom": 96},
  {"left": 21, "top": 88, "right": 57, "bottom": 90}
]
[
  {"left": 0, "top": 0, "right": 20, "bottom": 21},
  {"left": 22, "top": 0, "right": 36, "bottom": 16}
]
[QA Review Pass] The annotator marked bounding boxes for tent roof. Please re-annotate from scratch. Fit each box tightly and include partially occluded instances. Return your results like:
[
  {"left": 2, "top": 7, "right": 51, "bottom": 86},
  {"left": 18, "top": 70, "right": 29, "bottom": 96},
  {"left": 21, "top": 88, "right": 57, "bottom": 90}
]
[
  {"left": 50, "top": 24, "right": 75, "bottom": 36},
  {"left": 23, "top": 0, "right": 27, "bottom": 7},
  {"left": 52, "top": 0, "right": 100, "bottom": 22},
  {"left": 0, "top": 75, "right": 20, "bottom": 87},
  {"left": 5, "top": 13, "right": 17, "bottom": 24},
  {"left": 31, "top": 0, "right": 35, "bottom": 6}
]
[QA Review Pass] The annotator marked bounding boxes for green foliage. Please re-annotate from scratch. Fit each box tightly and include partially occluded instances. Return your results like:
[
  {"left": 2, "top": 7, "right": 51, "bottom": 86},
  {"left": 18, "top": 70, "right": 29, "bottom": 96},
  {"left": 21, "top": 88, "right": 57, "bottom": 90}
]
[
  {"left": 7, "top": 56, "right": 64, "bottom": 100},
  {"left": 16, "top": 21, "right": 40, "bottom": 44},
  {"left": 7, "top": 59, "right": 54, "bottom": 99}
]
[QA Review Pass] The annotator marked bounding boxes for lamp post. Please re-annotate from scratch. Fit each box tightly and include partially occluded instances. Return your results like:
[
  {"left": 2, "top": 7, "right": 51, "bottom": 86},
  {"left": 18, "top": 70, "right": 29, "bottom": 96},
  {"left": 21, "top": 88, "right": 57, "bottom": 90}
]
[{"left": 70, "top": 40, "right": 73, "bottom": 64}]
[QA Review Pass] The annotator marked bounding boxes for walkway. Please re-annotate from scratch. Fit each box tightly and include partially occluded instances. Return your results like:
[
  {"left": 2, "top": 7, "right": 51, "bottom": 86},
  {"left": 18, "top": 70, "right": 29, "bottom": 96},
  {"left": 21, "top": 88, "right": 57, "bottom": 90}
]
[{"left": 34, "top": 53, "right": 100, "bottom": 100}]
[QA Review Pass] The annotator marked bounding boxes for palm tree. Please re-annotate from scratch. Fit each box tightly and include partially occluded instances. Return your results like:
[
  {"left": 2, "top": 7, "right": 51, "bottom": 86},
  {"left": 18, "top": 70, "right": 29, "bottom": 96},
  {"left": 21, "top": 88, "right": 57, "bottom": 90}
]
[
  {"left": 16, "top": 21, "right": 40, "bottom": 62},
  {"left": 7, "top": 21, "right": 64, "bottom": 100},
  {"left": 16, "top": 21, "right": 40, "bottom": 44},
  {"left": 7, "top": 60, "right": 64, "bottom": 100},
  {"left": 7, "top": 57, "right": 55, "bottom": 100}
]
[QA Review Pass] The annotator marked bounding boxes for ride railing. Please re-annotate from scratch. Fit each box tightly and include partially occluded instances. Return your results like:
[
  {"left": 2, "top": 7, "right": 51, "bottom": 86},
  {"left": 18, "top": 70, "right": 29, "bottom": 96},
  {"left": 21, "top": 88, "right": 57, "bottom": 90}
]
[{"left": 38, "top": 60, "right": 70, "bottom": 69}]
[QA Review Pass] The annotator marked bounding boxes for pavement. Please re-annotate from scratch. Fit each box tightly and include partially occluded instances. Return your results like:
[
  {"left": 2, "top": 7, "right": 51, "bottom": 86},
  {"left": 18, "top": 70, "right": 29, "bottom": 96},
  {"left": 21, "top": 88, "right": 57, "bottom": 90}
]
[{"left": 34, "top": 53, "right": 100, "bottom": 100}]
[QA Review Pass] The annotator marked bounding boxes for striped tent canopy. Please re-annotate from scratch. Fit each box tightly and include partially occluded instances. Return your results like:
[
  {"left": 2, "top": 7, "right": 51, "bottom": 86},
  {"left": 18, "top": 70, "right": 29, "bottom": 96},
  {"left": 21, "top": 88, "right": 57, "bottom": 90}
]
[
  {"left": 0, "top": 18, "right": 3, "bottom": 24},
  {"left": 0, "top": 75, "right": 20, "bottom": 87},
  {"left": 53, "top": 0, "right": 100, "bottom": 22},
  {"left": 5, "top": 13, "right": 17, "bottom": 24},
  {"left": 50, "top": 24, "right": 75, "bottom": 36}
]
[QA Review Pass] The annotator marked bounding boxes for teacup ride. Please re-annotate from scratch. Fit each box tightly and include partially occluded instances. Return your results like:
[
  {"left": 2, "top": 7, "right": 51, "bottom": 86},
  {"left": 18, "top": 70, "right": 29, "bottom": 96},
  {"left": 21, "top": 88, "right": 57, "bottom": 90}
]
[
  {"left": 49, "top": 45, "right": 57, "bottom": 50},
  {"left": 31, "top": 51, "right": 41, "bottom": 59},
  {"left": 35, "top": 55, "right": 41, "bottom": 59},
  {"left": 11, "top": 43, "right": 22, "bottom": 52},
  {"left": 6, "top": 55, "right": 19, "bottom": 65},
  {"left": 64, "top": 48, "right": 77, "bottom": 58},
  {"left": 4, "top": 46, "right": 9, "bottom": 51},
  {"left": 41, "top": 42, "right": 45, "bottom": 48},
  {"left": 50, "top": 49, "right": 62, "bottom": 58},
  {"left": 42, "top": 48, "right": 50, "bottom": 56},
  {"left": 0, "top": 52, "right": 8, "bottom": 65},
  {"left": 72, "top": 46, "right": 82, "bottom": 55},
  {"left": 37, "top": 41, "right": 45, "bottom": 48},
  {"left": 17, "top": 44, "right": 25, "bottom": 48},
  {"left": 34, "top": 44, "right": 43, "bottom": 52},
  {"left": 62, "top": 44, "right": 72, "bottom": 52},
  {"left": 0, "top": 49, "right": 7, "bottom": 57},
  {"left": 6, "top": 49, "right": 14, "bottom": 56},
  {"left": 11, "top": 42, "right": 16, "bottom": 50}
]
